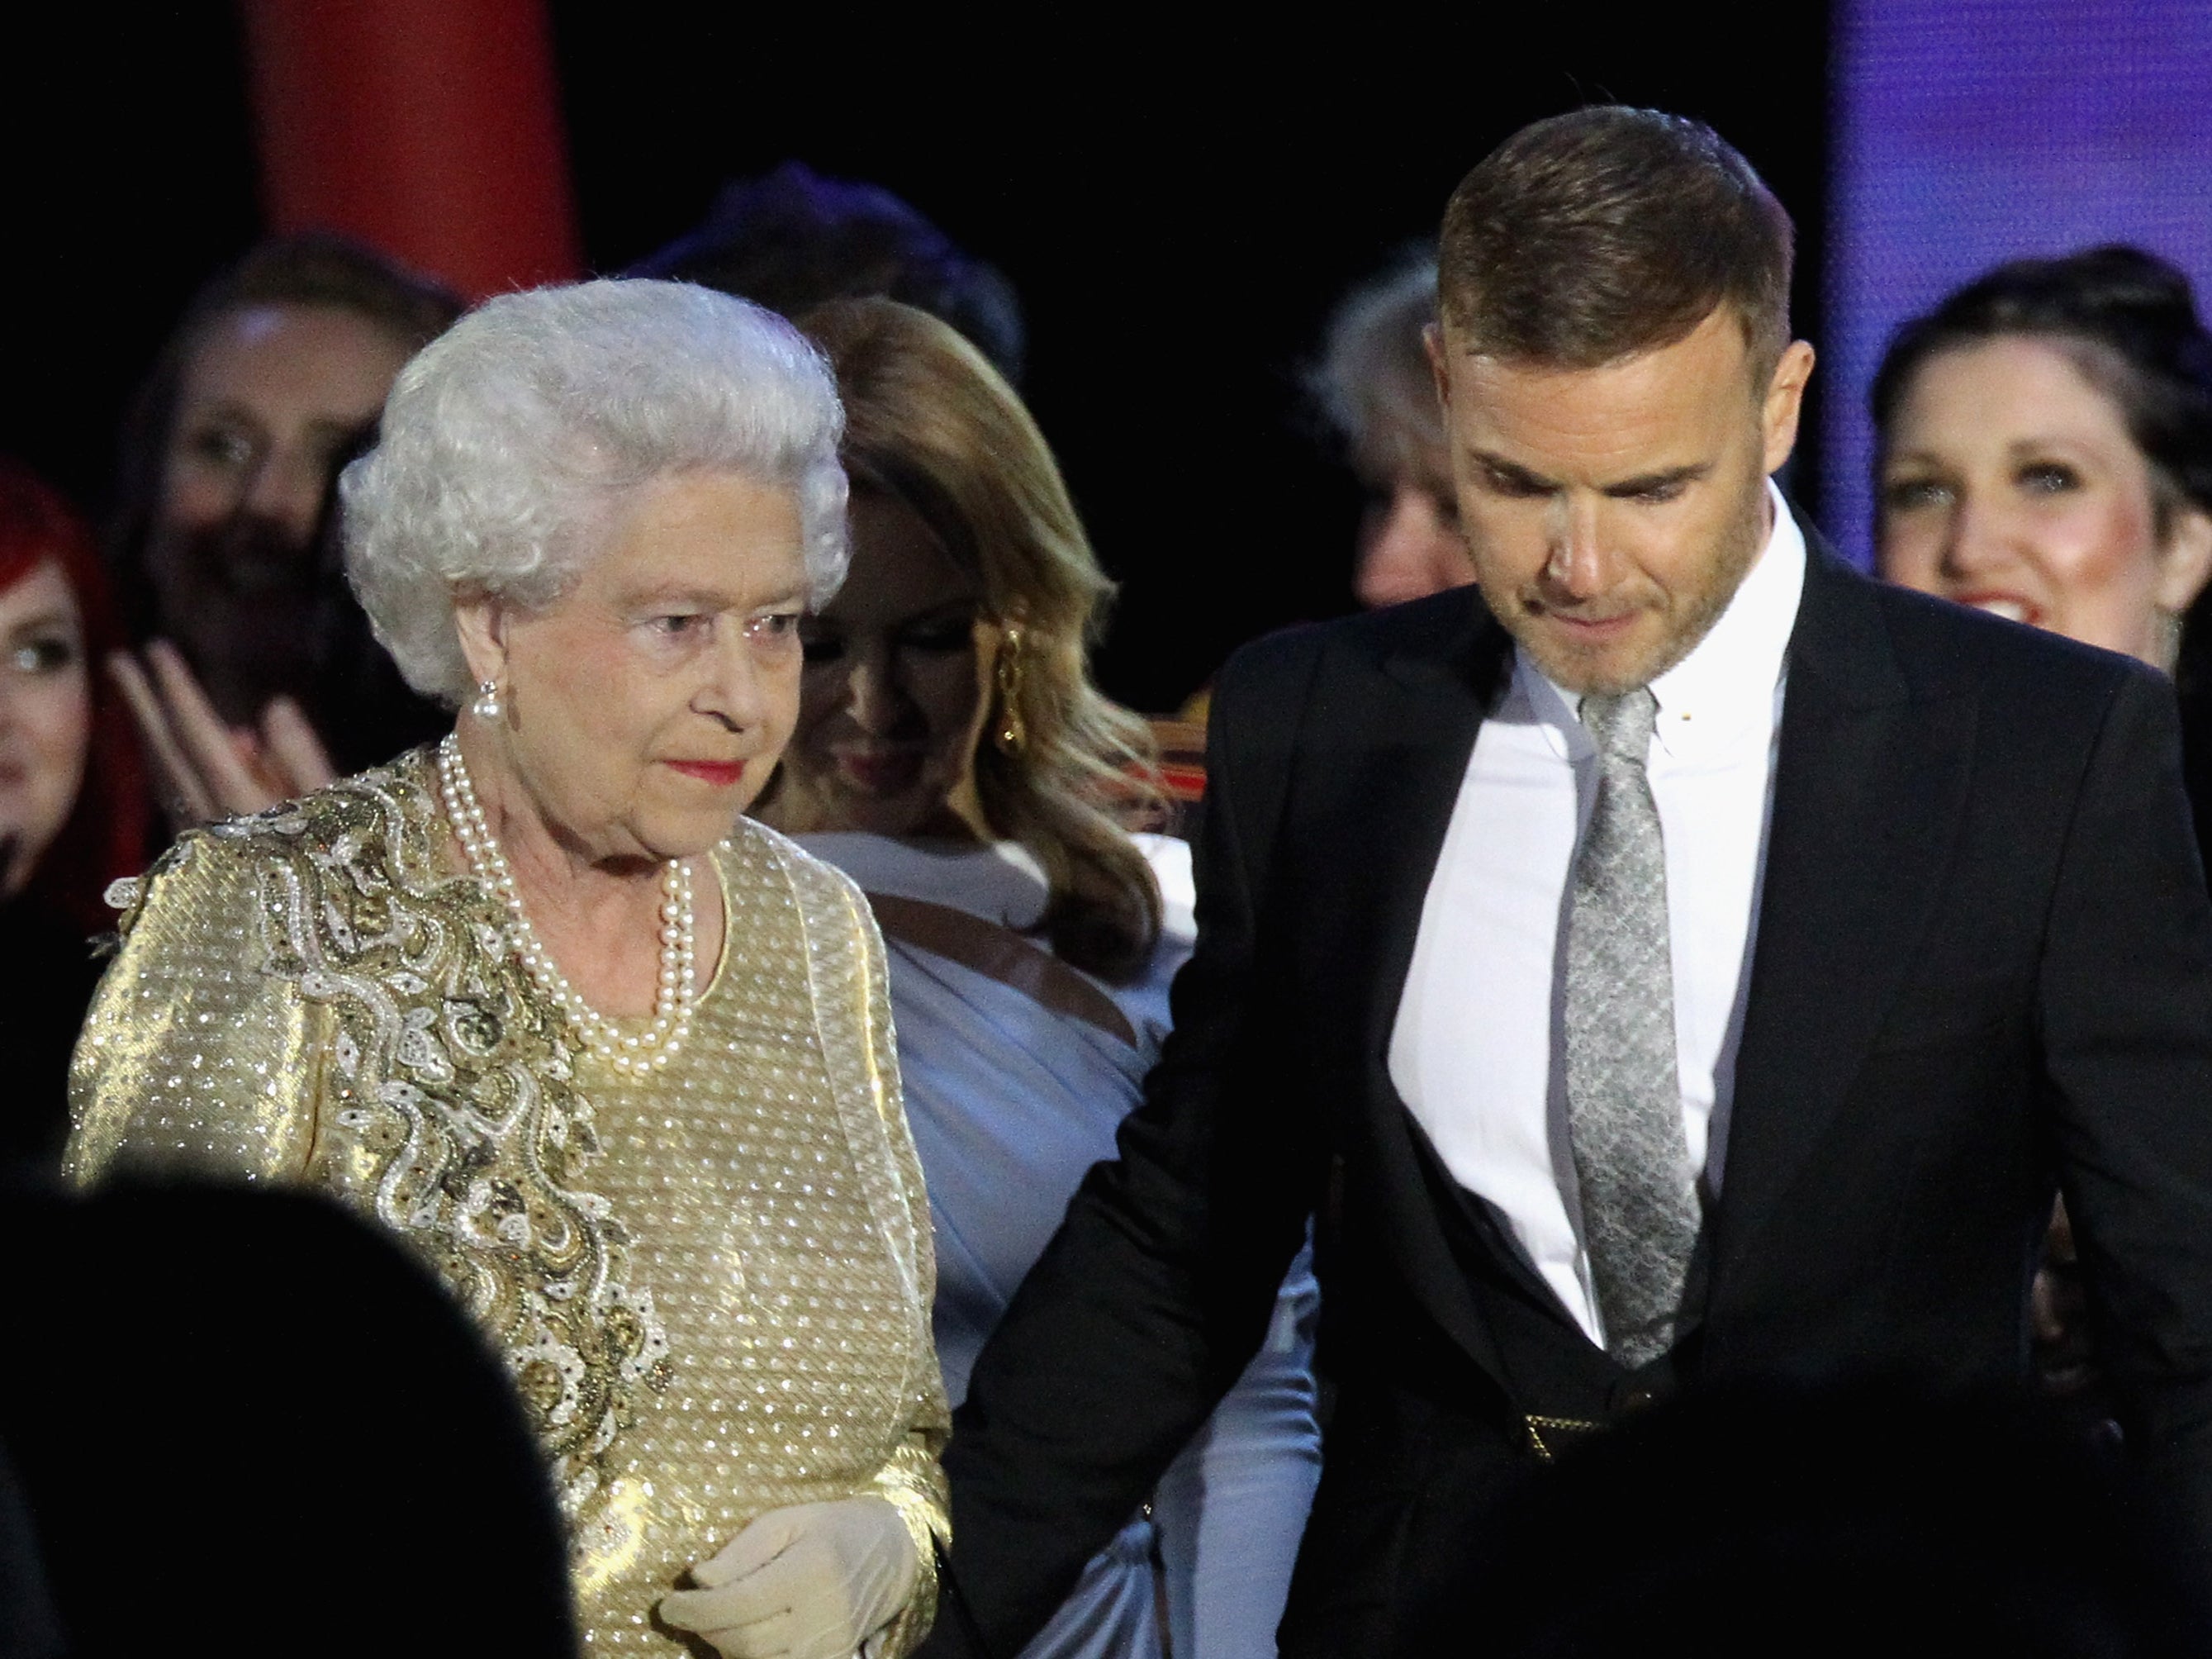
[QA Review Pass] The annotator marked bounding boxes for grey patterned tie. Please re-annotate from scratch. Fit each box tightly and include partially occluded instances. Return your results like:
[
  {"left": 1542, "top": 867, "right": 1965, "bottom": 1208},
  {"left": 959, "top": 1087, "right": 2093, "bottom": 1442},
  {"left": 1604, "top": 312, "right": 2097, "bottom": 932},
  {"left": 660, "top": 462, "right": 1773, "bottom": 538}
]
[{"left": 1564, "top": 688, "right": 1702, "bottom": 1369}]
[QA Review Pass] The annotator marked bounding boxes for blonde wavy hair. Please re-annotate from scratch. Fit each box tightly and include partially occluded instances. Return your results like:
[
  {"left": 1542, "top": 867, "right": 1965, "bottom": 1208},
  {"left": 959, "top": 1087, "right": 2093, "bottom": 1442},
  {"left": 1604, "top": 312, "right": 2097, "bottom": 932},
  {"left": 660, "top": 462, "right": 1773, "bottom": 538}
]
[{"left": 799, "top": 297, "right": 1167, "bottom": 981}]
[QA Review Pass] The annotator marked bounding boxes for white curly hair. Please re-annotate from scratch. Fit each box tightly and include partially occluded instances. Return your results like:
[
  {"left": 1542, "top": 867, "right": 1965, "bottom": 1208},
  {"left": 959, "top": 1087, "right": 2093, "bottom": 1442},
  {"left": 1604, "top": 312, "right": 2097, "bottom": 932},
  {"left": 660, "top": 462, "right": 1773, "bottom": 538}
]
[
  {"left": 1311, "top": 250, "right": 1444, "bottom": 479},
  {"left": 340, "top": 278, "right": 849, "bottom": 704}
]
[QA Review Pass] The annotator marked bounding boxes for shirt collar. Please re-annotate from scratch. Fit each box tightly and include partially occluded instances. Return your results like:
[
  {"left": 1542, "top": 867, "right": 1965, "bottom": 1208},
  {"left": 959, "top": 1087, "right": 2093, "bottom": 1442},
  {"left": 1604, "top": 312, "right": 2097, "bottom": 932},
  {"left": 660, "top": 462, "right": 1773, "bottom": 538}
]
[{"left": 1518, "top": 479, "right": 1806, "bottom": 761}]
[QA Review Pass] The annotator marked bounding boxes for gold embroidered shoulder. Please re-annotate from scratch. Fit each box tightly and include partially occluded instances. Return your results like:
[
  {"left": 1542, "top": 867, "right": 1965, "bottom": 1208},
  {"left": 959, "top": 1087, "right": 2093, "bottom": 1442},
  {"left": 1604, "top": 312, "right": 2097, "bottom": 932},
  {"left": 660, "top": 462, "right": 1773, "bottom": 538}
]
[{"left": 66, "top": 749, "right": 949, "bottom": 1653}]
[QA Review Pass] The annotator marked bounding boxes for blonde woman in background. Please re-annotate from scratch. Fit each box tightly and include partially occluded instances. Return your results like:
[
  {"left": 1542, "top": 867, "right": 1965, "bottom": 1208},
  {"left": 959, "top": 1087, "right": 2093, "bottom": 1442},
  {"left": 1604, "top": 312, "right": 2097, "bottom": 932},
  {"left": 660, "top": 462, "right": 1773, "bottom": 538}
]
[{"left": 762, "top": 297, "right": 1321, "bottom": 1659}]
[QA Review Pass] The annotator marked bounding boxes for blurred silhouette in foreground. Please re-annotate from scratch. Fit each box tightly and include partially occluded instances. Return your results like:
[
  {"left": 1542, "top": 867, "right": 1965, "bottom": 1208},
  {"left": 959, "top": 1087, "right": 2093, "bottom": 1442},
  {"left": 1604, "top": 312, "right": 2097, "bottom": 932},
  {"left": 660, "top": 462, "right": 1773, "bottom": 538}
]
[
  {"left": 1425, "top": 1379, "right": 2206, "bottom": 1658},
  {"left": 0, "top": 1177, "right": 575, "bottom": 1657},
  {"left": 106, "top": 233, "right": 460, "bottom": 828}
]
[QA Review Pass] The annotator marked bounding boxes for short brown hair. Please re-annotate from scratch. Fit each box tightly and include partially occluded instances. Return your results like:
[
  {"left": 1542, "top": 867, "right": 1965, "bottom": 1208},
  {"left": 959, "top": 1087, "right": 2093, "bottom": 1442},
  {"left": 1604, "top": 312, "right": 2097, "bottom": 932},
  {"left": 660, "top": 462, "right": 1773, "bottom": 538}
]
[{"left": 1438, "top": 106, "right": 1793, "bottom": 373}]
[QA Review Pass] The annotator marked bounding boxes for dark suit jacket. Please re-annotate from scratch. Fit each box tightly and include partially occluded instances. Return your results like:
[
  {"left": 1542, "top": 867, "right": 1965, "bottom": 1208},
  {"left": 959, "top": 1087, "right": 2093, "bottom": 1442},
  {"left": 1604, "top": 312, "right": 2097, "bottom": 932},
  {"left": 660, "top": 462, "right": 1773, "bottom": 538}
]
[{"left": 924, "top": 528, "right": 2212, "bottom": 1659}]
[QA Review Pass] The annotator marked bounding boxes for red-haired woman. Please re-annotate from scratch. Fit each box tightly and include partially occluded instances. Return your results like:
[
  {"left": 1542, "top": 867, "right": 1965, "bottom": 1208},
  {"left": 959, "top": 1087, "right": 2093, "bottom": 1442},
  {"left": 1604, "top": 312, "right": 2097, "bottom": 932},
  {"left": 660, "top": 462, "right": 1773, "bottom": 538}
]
[{"left": 0, "top": 460, "right": 150, "bottom": 1167}]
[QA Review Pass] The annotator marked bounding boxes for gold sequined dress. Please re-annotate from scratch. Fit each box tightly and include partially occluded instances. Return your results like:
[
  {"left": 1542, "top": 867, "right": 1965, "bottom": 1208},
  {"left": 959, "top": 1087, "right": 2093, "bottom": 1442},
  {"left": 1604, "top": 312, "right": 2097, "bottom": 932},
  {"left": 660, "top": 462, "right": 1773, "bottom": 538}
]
[{"left": 65, "top": 749, "right": 951, "bottom": 1654}]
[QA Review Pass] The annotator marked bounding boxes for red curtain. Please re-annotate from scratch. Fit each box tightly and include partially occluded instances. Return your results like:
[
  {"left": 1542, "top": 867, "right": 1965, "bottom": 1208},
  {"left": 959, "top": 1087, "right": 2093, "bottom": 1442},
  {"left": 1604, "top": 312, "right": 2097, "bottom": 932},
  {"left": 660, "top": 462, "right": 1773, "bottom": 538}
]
[{"left": 240, "top": 0, "right": 582, "bottom": 299}]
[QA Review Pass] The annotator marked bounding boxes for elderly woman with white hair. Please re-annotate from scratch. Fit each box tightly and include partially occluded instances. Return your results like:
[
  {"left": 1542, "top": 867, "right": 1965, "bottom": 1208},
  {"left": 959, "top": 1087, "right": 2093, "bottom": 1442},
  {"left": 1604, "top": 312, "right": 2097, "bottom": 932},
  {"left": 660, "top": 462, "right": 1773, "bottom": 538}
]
[
  {"left": 1312, "top": 250, "right": 1474, "bottom": 609},
  {"left": 64, "top": 280, "right": 949, "bottom": 1659}
]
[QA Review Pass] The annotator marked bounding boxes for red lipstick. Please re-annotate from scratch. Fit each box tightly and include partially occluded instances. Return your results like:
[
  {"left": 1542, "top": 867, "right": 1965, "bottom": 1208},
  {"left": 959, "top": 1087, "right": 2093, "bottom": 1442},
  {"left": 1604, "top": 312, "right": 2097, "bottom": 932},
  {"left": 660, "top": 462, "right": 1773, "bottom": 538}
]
[{"left": 667, "top": 759, "right": 746, "bottom": 787}]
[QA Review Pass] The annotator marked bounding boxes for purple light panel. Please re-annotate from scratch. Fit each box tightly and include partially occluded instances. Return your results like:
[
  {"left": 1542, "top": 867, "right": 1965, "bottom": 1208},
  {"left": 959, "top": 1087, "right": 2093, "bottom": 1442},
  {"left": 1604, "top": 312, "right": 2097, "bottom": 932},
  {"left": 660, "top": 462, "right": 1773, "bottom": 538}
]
[{"left": 1824, "top": 0, "right": 2212, "bottom": 567}]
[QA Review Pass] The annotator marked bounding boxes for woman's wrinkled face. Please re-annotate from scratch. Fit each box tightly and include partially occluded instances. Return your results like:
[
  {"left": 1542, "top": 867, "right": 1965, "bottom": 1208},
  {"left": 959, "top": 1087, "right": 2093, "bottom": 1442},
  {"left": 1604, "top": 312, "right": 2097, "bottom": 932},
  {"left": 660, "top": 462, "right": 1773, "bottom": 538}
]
[
  {"left": 0, "top": 561, "right": 92, "bottom": 897},
  {"left": 776, "top": 492, "right": 995, "bottom": 838},
  {"left": 1877, "top": 336, "right": 2212, "bottom": 667},
  {"left": 471, "top": 471, "right": 809, "bottom": 863}
]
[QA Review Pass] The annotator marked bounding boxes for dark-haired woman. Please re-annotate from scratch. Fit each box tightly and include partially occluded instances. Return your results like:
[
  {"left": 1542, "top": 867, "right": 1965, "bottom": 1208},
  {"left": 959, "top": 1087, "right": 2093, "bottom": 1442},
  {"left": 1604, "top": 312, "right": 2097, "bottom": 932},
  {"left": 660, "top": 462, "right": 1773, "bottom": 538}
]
[
  {"left": 1873, "top": 244, "right": 2212, "bottom": 1402},
  {"left": 762, "top": 297, "right": 1321, "bottom": 1659},
  {"left": 0, "top": 462, "right": 150, "bottom": 1167},
  {"left": 1874, "top": 245, "right": 2212, "bottom": 858}
]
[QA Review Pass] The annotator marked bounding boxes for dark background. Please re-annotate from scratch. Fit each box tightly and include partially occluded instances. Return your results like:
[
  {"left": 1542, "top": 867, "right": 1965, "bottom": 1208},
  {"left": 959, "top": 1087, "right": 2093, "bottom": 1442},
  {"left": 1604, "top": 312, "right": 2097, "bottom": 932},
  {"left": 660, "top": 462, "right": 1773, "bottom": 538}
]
[{"left": 3, "top": 7, "right": 1828, "bottom": 713}]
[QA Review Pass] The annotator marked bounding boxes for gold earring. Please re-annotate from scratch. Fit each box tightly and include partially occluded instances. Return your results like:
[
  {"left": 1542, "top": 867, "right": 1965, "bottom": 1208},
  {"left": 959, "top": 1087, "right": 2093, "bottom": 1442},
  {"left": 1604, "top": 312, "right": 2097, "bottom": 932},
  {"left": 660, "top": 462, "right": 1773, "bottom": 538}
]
[{"left": 994, "top": 626, "right": 1027, "bottom": 754}]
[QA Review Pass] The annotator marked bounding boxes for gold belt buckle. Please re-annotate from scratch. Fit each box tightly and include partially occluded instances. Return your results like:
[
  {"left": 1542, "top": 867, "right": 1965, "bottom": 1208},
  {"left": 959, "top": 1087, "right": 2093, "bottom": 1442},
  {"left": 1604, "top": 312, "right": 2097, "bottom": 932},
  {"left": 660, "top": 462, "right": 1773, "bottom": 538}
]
[{"left": 1522, "top": 1414, "right": 1602, "bottom": 1462}]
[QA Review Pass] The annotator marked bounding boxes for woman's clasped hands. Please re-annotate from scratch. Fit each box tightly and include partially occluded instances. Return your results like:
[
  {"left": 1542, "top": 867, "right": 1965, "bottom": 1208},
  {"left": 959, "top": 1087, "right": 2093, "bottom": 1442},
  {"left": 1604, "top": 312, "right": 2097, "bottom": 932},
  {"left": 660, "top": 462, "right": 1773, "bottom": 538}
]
[{"left": 659, "top": 1495, "right": 919, "bottom": 1659}]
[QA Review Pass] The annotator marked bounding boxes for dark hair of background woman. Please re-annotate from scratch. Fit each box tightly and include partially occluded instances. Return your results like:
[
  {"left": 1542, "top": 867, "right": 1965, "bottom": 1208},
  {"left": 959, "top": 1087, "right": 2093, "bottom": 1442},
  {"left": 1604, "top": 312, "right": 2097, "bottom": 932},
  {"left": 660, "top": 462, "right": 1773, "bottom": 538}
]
[{"left": 1872, "top": 245, "right": 2212, "bottom": 877}]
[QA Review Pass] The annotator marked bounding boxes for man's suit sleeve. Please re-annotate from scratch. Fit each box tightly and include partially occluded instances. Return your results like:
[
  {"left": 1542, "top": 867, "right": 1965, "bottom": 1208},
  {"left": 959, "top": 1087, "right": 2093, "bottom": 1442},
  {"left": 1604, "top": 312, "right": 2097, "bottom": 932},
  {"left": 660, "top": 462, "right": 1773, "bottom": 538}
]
[
  {"left": 923, "top": 634, "right": 1335, "bottom": 1659},
  {"left": 2039, "top": 666, "right": 2212, "bottom": 1533}
]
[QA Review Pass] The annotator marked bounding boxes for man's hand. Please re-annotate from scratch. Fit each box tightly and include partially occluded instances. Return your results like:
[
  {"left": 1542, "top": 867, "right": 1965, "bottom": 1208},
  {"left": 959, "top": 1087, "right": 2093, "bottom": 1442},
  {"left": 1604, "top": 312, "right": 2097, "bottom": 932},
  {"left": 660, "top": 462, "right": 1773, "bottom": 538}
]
[
  {"left": 659, "top": 1495, "right": 919, "bottom": 1659},
  {"left": 110, "top": 641, "right": 336, "bottom": 829}
]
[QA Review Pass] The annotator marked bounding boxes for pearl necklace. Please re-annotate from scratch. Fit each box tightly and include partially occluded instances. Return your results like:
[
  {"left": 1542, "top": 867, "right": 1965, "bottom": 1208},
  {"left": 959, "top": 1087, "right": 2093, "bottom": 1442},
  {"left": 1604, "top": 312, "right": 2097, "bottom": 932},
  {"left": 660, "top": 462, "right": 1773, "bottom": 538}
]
[{"left": 436, "top": 733, "right": 696, "bottom": 1072}]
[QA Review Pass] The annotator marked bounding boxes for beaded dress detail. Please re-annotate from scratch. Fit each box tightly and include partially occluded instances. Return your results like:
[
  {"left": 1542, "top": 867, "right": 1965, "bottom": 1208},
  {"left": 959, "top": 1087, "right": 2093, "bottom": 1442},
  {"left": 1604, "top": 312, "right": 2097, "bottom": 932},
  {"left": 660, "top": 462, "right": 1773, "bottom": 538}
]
[{"left": 65, "top": 748, "right": 949, "bottom": 1653}]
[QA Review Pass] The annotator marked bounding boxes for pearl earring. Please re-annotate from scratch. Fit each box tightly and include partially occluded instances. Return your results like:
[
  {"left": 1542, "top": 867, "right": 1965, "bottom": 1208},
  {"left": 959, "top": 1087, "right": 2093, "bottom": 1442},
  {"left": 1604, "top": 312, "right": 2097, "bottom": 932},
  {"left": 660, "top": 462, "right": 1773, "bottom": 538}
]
[{"left": 473, "top": 678, "right": 502, "bottom": 720}]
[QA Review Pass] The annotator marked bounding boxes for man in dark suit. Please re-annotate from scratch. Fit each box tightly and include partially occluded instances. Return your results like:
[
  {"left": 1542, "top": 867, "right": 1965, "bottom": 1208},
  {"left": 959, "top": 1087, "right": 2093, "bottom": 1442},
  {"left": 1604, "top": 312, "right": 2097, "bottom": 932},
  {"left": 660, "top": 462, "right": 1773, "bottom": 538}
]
[{"left": 922, "top": 107, "right": 2212, "bottom": 1659}]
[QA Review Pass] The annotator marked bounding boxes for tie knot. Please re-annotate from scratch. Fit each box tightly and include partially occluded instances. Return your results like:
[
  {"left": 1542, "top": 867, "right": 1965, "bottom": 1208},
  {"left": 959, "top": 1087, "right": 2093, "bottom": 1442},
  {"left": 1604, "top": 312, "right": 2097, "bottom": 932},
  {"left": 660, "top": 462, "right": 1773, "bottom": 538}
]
[{"left": 1580, "top": 687, "right": 1659, "bottom": 760}]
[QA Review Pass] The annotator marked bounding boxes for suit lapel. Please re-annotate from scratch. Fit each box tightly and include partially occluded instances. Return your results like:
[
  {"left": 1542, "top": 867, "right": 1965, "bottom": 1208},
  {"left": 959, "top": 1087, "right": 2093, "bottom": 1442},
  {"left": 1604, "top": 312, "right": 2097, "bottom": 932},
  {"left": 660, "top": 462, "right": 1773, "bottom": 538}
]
[
  {"left": 1294, "top": 597, "right": 1541, "bottom": 1390},
  {"left": 1706, "top": 546, "right": 1980, "bottom": 1300},
  {"left": 1279, "top": 589, "right": 1513, "bottom": 1077}
]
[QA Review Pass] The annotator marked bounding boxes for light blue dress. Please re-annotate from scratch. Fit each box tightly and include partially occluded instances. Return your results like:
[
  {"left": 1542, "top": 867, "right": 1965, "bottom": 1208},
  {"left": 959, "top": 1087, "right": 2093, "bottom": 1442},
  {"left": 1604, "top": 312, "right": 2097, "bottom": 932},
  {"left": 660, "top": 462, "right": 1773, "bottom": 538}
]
[{"left": 800, "top": 833, "right": 1322, "bottom": 1659}]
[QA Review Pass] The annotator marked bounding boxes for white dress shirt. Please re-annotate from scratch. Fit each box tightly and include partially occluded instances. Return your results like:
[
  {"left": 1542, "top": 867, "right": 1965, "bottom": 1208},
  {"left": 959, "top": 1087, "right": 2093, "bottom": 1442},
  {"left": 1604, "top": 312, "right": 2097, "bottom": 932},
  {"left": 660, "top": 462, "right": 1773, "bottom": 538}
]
[{"left": 1387, "top": 483, "right": 1806, "bottom": 1346}]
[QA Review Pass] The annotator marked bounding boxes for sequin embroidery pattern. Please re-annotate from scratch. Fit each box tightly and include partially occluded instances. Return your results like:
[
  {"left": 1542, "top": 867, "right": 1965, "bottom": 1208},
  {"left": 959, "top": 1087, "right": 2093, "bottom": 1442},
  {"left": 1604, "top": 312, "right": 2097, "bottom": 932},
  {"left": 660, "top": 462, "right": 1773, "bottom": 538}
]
[
  {"left": 65, "top": 749, "right": 950, "bottom": 1654},
  {"left": 214, "top": 756, "right": 670, "bottom": 1512}
]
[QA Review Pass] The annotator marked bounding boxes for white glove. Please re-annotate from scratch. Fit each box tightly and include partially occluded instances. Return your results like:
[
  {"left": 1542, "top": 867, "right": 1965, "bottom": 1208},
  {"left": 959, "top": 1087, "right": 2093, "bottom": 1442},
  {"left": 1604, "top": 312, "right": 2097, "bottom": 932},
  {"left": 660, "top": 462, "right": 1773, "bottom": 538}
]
[{"left": 659, "top": 1495, "right": 919, "bottom": 1659}]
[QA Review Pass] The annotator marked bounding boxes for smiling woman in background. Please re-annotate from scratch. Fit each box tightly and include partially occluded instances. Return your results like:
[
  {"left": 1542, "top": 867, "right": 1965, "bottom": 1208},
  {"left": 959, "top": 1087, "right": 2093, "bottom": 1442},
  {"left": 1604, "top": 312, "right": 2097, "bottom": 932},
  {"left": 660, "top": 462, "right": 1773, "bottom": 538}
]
[
  {"left": 0, "top": 461, "right": 149, "bottom": 1168},
  {"left": 64, "top": 280, "right": 949, "bottom": 1658},
  {"left": 1873, "top": 244, "right": 2212, "bottom": 1414},
  {"left": 1873, "top": 245, "right": 2212, "bottom": 687}
]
